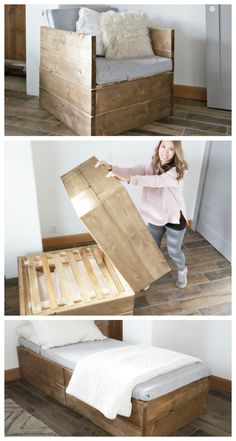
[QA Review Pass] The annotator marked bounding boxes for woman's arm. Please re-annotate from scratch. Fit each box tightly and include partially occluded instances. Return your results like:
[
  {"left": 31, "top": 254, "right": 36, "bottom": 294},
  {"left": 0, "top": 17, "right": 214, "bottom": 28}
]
[{"left": 130, "top": 169, "right": 180, "bottom": 188}]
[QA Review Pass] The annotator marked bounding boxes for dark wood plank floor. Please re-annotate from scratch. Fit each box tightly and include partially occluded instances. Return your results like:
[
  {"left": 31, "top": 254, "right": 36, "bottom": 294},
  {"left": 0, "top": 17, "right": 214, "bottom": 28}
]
[
  {"left": 5, "top": 380, "right": 231, "bottom": 436},
  {"left": 5, "top": 78, "right": 231, "bottom": 136},
  {"left": 5, "top": 230, "right": 231, "bottom": 316}
]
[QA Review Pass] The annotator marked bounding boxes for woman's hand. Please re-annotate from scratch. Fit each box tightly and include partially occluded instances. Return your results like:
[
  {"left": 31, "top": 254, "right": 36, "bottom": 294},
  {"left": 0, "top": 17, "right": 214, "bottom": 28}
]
[
  {"left": 95, "top": 160, "right": 112, "bottom": 171},
  {"left": 106, "top": 171, "right": 130, "bottom": 184}
]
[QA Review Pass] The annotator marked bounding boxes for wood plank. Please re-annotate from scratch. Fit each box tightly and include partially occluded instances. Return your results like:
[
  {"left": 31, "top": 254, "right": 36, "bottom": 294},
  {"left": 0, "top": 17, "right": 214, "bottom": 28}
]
[
  {"left": 210, "top": 375, "right": 231, "bottom": 394},
  {"left": 91, "top": 247, "right": 119, "bottom": 296},
  {"left": 67, "top": 251, "right": 90, "bottom": 302},
  {"left": 40, "top": 88, "right": 93, "bottom": 136},
  {"left": 79, "top": 248, "right": 104, "bottom": 300},
  {"left": 174, "top": 84, "right": 207, "bottom": 101},
  {"left": 17, "top": 257, "right": 26, "bottom": 315},
  {"left": 95, "top": 95, "right": 172, "bottom": 135},
  {"left": 26, "top": 256, "right": 42, "bottom": 314},
  {"left": 40, "top": 67, "right": 94, "bottom": 116},
  {"left": 149, "top": 27, "right": 175, "bottom": 59},
  {"left": 41, "top": 254, "right": 58, "bottom": 309},
  {"left": 17, "top": 346, "right": 66, "bottom": 405},
  {"left": 42, "top": 232, "right": 95, "bottom": 251},
  {"left": 5, "top": 368, "right": 21, "bottom": 382},
  {"left": 96, "top": 73, "right": 173, "bottom": 114},
  {"left": 40, "top": 26, "right": 95, "bottom": 62},
  {"left": 53, "top": 254, "right": 74, "bottom": 306}
]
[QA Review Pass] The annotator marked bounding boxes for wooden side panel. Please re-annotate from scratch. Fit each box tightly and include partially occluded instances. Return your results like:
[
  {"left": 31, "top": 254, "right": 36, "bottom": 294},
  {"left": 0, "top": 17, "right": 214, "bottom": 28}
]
[
  {"left": 17, "top": 347, "right": 66, "bottom": 404},
  {"left": 61, "top": 157, "right": 170, "bottom": 292},
  {"left": 41, "top": 26, "right": 94, "bottom": 61},
  {"left": 150, "top": 27, "right": 175, "bottom": 60},
  {"left": 96, "top": 73, "right": 173, "bottom": 114},
  {"left": 40, "top": 67, "right": 94, "bottom": 116},
  {"left": 95, "top": 95, "right": 172, "bottom": 136},
  {"left": 95, "top": 320, "right": 123, "bottom": 340},
  {"left": 143, "top": 378, "right": 209, "bottom": 436},
  {"left": 40, "top": 89, "right": 94, "bottom": 136},
  {"left": 40, "top": 27, "right": 96, "bottom": 135}
]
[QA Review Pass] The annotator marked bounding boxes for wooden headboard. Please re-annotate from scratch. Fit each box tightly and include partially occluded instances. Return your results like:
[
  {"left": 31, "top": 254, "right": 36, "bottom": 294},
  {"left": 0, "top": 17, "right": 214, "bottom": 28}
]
[{"left": 95, "top": 320, "right": 123, "bottom": 341}]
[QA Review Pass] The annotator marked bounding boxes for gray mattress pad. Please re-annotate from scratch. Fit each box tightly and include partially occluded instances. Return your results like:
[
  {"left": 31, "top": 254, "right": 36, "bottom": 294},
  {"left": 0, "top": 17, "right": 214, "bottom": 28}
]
[
  {"left": 18, "top": 337, "right": 211, "bottom": 401},
  {"left": 96, "top": 55, "right": 173, "bottom": 85}
]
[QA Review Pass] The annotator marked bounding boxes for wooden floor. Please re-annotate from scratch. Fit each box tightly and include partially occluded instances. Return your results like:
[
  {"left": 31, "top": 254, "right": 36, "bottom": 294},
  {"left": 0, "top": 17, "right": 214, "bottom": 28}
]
[
  {"left": 5, "top": 230, "right": 231, "bottom": 316},
  {"left": 5, "top": 77, "right": 231, "bottom": 136},
  {"left": 5, "top": 380, "right": 231, "bottom": 436}
]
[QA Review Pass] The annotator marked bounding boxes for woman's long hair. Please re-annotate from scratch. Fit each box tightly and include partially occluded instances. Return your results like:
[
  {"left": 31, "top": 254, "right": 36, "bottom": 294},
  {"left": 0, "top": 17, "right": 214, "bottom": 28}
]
[{"left": 151, "top": 141, "right": 188, "bottom": 181}]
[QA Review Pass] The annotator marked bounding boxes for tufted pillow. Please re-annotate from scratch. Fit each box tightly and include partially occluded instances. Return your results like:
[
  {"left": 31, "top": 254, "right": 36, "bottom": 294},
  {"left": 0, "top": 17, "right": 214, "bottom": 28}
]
[{"left": 101, "top": 10, "right": 154, "bottom": 60}]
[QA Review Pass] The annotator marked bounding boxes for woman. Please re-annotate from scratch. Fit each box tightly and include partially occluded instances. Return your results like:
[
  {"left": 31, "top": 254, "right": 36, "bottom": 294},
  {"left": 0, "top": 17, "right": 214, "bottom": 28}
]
[{"left": 96, "top": 140, "right": 188, "bottom": 289}]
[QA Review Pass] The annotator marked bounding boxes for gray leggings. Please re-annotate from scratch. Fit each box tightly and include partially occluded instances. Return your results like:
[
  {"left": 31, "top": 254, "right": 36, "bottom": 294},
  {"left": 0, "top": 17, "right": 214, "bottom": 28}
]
[{"left": 148, "top": 223, "right": 186, "bottom": 271}]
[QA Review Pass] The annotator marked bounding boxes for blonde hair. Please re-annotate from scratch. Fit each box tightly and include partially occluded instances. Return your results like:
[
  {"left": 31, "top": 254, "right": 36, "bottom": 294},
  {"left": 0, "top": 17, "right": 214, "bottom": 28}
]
[{"left": 151, "top": 141, "right": 188, "bottom": 181}]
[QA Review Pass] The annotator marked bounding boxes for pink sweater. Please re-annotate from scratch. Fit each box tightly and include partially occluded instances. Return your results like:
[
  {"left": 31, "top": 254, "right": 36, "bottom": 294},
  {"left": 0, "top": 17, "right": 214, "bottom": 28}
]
[{"left": 112, "top": 164, "right": 187, "bottom": 226}]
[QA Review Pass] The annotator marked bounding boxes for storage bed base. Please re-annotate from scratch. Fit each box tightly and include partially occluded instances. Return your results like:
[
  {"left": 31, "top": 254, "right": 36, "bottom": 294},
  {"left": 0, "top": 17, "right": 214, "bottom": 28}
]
[
  {"left": 18, "top": 245, "right": 134, "bottom": 316},
  {"left": 39, "top": 26, "right": 174, "bottom": 136},
  {"left": 17, "top": 346, "right": 209, "bottom": 436}
]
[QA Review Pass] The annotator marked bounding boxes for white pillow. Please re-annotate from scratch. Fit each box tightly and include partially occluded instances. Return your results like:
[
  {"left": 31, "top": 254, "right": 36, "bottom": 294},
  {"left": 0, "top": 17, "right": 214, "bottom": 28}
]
[
  {"left": 30, "top": 320, "right": 106, "bottom": 349},
  {"left": 101, "top": 10, "right": 154, "bottom": 60},
  {"left": 76, "top": 8, "right": 105, "bottom": 56},
  {"left": 16, "top": 324, "right": 40, "bottom": 345}
]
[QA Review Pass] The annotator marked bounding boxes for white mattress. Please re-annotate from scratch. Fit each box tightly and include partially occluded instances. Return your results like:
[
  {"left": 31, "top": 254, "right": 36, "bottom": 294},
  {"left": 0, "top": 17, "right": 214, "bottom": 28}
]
[
  {"left": 18, "top": 337, "right": 210, "bottom": 401},
  {"left": 96, "top": 55, "right": 173, "bottom": 85}
]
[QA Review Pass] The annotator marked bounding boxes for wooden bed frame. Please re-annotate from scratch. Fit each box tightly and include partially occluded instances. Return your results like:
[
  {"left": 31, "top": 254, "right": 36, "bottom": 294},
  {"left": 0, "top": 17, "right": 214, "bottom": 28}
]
[
  {"left": 39, "top": 26, "right": 174, "bottom": 135},
  {"left": 17, "top": 320, "right": 209, "bottom": 436}
]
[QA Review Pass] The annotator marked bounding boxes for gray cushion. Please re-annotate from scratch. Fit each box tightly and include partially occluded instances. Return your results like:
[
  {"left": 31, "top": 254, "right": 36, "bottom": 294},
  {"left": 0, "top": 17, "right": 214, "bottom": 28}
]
[
  {"left": 96, "top": 55, "right": 173, "bottom": 85},
  {"left": 46, "top": 6, "right": 118, "bottom": 31}
]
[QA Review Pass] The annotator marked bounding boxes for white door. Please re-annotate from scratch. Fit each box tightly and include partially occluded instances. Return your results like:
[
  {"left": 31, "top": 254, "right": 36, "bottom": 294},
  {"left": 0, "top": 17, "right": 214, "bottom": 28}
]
[
  {"left": 193, "top": 141, "right": 231, "bottom": 261},
  {"left": 206, "top": 5, "right": 231, "bottom": 110}
]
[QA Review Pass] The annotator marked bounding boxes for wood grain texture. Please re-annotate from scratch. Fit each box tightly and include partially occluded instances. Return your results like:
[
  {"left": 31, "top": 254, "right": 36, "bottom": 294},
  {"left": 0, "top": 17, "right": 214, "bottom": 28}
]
[
  {"left": 150, "top": 27, "right": 175, "bottom": 60},
  {"left": 40, "top": 88, "right": 94, "bottom": 136},
  {"left": 5, "top": 5, "right": 26, "bottom": 61},
  {"left": 61, "top": 156, "right": 170, "bottom": 292},
  {"left": 18, "top": 245, "right": 134, "bottom": 316},
  {"left": 96, "top": 73, "right": 173, "bottom": 114},
  {"left": 95, "top": 95, "right": 172, "bottom": 135},
  {"left": 5, "top": 368, "right": 21, "bottom": 382}
]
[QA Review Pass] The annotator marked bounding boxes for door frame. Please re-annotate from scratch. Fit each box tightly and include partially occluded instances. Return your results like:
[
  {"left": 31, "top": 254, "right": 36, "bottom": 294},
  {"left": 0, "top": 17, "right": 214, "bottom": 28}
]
[{"left": 192, "top": 141, "right": 211, "bottom": 231}]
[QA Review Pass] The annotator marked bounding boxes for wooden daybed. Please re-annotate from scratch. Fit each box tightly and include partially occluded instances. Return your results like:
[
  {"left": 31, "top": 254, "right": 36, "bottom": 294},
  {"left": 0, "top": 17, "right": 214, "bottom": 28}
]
[
  {"left": 17, "top": 320, "right": 210, "bottom": 436},
  {"left": 39, "top": 24, "right": 174, "bottom": 135}
]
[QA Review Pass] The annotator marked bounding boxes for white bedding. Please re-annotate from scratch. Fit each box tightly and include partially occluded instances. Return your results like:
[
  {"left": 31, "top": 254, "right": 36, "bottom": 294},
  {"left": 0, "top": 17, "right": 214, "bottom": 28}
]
[{"left": 66, "top": 344, "right": 200, "bottom": 419}]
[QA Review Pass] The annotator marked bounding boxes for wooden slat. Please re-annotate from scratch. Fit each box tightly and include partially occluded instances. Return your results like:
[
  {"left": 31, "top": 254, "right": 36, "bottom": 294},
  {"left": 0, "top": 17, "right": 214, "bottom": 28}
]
[
  {"left": 18, "top": 257, "right": 26, "bottom": 315},
  {"left": 40, "top": 88, "right": 94, "bottom": 136},
  {"left": 53, "top": 254, "right": 74, "bottom": 306},
  {"left": 95, "top": 95, "right": 172, "bottom": 136},
  {"left": 26, "top": 256, "right": 42, "bottom": 314},
  {"left": 96, "top": 73, "right": 173, "bottom": 114},
  {"left": 41, "top": 47, "right": 92, "bottom": 89},
  {"left": 40, "top": 67, "right": 94, "bottom": 116},
  {"left": 149, "top": 27, "right": 175, "bottom": 59},
  {"left": 41, "top": 254, "right": 58, "bottom": 309},
  {"left": 41, "top": 26, "right": 94, "bottom": 62},
  {"left": 80, "top": 248, "right": 104, "bottom": 300},
  {"left": 67, "top": 251, "right": 90, "bottom": 302},
  {"left": 91, "top": 247, "right": 119, "bottom": 296}
]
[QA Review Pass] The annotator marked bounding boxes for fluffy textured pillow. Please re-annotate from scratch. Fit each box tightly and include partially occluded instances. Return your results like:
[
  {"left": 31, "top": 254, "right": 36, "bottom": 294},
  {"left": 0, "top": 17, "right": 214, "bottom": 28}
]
[
  {"left": 30, "top": 320, "right": 106, "bottom": 349},
  {"left": 16, "top": 324, "right": 40, "bottom": 345},
  {"left": 76, "top": 8, "right": 105, "bottom": 56},
  {"left": 101, "top": 10, "right": 154, "bottom": 59}
]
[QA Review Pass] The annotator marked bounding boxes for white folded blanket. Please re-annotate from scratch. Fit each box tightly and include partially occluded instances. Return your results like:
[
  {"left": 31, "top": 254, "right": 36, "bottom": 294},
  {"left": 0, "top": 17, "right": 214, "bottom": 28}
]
[{"left": 66, "top": 344, "right": 200, "bottom": 419}]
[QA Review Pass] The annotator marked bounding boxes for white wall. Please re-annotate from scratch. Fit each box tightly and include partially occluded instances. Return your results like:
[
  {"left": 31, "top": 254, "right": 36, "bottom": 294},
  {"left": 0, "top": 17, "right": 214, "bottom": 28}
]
[
  {"left": 151, "top": 320, "right": 231, "bottom": 379},
  {"left": 123, "top": 320, "right": 152, "bottom": 345},
  {"left": 26, "top": 4, "right": 206, "bottom": 96},
  {"left": 5, "top": 141, "right": 43, "bottom": 278},
  {"left": 31, "top": 140, "right": 205, "bottom": 237},
  {"left": 5, "top": 320, "right": 27, "bottom": 369},
  {"left": 26, "top": 4, "right": 58, "bottom": 95}
]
